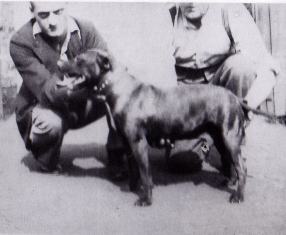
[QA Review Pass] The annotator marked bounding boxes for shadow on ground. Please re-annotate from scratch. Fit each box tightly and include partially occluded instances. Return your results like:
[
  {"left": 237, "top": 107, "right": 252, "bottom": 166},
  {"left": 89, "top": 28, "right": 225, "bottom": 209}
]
[
  {"left": 21, "top": 142, "right": 232, "bottom": 195},
  {"left": 21, "top": 143, "right": 108, "bottom": 178}
]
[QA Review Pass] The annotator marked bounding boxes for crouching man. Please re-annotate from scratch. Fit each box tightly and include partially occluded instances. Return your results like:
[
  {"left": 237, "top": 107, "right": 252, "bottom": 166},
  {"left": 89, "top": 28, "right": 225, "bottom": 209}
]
[{"left": 10, "top": 2, "right": 126, "bottom": 180}]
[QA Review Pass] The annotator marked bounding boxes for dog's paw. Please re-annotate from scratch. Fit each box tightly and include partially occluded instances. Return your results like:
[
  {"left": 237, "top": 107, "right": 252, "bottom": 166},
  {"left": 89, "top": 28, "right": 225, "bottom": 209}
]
[
  {"left": 229, "top": 192, "right": 244, "bottom": 203},
  {"left": 134, "top": 198, "right": 152, "bottom": 207}
]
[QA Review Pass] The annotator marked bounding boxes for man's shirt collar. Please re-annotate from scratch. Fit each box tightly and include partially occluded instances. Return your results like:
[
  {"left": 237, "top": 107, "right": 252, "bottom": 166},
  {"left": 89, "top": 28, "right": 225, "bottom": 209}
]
[
  {"left": 33, "top": 16, "right": 81, "bottom": 60},
  {"left": 33, "top": 16, "right": 81, "bottom": 39}
]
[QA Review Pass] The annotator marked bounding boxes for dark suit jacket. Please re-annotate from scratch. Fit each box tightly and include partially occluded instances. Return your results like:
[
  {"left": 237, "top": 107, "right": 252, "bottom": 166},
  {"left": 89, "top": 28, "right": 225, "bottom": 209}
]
[{"left": 10, "top": 17, "right": 107, "bottom": 150}]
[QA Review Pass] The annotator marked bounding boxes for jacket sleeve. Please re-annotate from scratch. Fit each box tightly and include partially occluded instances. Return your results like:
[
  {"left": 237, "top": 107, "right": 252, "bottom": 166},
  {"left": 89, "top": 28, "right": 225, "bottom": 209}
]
[
  {"left": 10, "top": 38, "right": 70, "bottom": 108},
  {"left": 81, "top": 20, "right": 108, "bottom": 52},
  {"left": 226, "top": 4, "right": 280, "bottom": 76}
]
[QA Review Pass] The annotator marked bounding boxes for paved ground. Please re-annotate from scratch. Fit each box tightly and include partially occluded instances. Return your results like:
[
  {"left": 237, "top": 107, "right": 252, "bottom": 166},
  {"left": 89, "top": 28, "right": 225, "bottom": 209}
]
[{"left": 0, "top": 114, "right": 286, "bottom": 234}]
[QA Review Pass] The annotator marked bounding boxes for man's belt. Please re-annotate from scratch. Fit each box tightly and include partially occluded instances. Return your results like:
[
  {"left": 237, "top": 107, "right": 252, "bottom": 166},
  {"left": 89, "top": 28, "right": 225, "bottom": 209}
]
[
  {"left": 175, "top": 63, "right": 221, "bottom": 84},
  {"left": 175, "top": 65, "right": 207, "bottom": 84}
]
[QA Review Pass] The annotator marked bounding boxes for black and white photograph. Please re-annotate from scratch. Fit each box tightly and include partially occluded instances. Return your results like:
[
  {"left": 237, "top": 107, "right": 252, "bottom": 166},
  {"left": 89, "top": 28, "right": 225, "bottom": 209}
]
[{"left": 0, "top": 1, "right": 286, "bottom": 234}]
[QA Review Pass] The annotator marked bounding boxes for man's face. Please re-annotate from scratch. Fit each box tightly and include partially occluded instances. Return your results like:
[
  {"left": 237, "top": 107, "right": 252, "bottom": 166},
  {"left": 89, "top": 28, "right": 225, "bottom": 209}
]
[
  {"left": 32, "top": 2, "right": 67, "bottom": 38},
  {"left": 179, "top": 3, "right": 209, "bottom": 21}
]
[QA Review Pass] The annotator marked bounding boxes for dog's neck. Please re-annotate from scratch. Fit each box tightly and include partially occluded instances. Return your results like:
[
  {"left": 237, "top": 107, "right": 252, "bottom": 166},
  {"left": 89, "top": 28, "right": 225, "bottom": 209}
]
[
  {"left": 94, "top": 65, "right": 141, "bottom": 116},
  {"left": 95, "top": 64, "right": 130, "bottom": 95}
]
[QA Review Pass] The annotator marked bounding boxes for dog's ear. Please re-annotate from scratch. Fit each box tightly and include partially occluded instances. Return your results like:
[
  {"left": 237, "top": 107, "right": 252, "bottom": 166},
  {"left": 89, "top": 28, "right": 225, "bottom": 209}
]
[
  {"left": 87, "top": 49, "right": 114, "bottom": 71},
  {"left": 94, "top": 49, "right": 109, "bottom": 60},
  {"left": 76, "top": 52, "right": 101, "bottom": 79},
  {"left": 96, "top": 51, "right": 111, "bottom": 72},
  {"left": 99, "top": 50, "right": 118, "bottom": 72}
]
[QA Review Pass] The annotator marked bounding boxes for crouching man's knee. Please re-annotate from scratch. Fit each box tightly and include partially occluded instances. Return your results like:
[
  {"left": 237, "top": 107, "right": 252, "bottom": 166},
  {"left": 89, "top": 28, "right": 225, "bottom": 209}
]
[
  {"left": 29, "top": 107, "right": 64, "bottom": 149},
  {"left": 215, "top": 54, "right": 257, "bottom": 98}
]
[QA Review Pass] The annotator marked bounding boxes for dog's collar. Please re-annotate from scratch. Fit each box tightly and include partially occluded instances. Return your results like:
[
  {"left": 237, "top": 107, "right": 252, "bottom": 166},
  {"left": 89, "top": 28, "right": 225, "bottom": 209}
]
[
  {"left": 94, "top": 76, "right": 110, "bottom": 93},
  {"left": 92, "top": 75, "right": 118, "bottom": 133}
]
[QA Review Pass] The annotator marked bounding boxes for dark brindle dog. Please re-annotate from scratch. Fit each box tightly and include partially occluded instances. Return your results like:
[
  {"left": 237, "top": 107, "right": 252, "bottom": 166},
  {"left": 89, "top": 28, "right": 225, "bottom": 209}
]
[{"left": 58, "top": 50, "right": 249, "bottom": 206}]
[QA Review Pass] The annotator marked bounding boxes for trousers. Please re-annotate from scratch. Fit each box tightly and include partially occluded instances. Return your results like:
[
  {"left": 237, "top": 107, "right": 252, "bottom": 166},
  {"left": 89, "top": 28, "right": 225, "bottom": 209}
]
[{"left": 29, "top": 96, "right": 123, "bottom": 171}]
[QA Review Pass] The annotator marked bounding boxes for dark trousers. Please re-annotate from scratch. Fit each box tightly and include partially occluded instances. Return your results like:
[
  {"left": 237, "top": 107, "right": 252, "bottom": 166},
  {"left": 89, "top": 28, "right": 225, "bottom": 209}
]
[{"left": 30, "top": 97, "right": 123, "bottom": 170}]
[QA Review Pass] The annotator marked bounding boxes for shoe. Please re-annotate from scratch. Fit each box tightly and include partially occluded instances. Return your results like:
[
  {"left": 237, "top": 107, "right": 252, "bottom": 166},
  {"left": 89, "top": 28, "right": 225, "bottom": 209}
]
[{"left": 36, "top": 161, "right": 63, "bottom": 174}]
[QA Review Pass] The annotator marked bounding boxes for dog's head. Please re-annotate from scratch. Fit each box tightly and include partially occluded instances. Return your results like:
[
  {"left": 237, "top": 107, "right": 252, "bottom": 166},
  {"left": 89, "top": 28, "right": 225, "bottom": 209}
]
[{"left": 58, "top": 49, "right": 112, "bottom": 86}]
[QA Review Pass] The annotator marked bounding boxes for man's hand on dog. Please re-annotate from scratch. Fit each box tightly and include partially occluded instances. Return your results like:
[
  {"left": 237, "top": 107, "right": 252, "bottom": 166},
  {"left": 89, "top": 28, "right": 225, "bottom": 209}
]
[{"left": 56, "top": 74, "right": 86, "bottom": 90}]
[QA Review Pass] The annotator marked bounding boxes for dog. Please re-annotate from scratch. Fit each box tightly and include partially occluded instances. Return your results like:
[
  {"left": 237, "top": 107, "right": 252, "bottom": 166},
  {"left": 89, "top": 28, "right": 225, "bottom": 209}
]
[{"left": 58, "top": 49, "right": 249, "bottom": 206}]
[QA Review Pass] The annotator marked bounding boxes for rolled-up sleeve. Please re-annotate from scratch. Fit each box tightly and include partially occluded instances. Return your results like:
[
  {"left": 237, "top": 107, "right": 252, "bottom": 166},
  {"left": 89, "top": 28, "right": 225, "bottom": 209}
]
[{"left": 227, "top": 4, "right": 280, "bottom": 76}]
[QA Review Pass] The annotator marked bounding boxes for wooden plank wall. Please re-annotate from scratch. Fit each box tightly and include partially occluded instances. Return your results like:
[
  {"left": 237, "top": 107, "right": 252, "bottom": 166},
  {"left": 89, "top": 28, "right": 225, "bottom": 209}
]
[{"left": 247, "top": 4, "right": 286, "bottom": 115}]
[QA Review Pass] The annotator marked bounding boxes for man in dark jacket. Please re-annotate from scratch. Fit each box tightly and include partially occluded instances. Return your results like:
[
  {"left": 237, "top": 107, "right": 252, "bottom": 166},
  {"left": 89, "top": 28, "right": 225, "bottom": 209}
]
[{"left": 10, "top": 2, "right": 125, "bottom": 179}]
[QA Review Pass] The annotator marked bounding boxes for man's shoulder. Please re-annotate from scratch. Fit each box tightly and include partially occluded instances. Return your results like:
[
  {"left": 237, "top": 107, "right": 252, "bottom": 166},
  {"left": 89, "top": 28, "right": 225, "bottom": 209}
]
[
  {"left": 73, "top": 17, "right": 105, "bottom": 45},
  {"left": 73, "top": 17, "right": 97, "bottom": 33},
  {"left": 11, "top": 19, "right": 35, "bottom": 45},
  {"left": 222, "top": 3, "right": 249, "bottom": 18}
]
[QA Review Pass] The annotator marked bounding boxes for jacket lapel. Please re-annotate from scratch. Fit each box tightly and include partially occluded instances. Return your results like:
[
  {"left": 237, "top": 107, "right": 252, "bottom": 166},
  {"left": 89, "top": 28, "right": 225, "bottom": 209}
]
[
  {"left": 31, "top": 23, "right": 82, "bottom": 72},
  {"left": 32, "top": 34, "right": 60, "bottom": 73},
  {"left": 67, "top": 31, "right": 83, "bottom": 59}
]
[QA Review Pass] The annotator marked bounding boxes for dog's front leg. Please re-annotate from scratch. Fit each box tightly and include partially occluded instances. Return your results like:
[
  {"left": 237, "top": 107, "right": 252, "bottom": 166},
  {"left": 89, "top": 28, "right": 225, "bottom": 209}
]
[
  {"left": 127, "top": 153, "right": 140, "bottom": 192},
  {"left": 130, "top": 137, "right": 153, "bottom": 206}
]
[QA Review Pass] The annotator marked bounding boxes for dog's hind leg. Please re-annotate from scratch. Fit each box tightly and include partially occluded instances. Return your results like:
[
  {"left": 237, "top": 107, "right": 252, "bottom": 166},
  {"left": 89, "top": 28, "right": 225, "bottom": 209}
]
[
  {"left": 129, "top": 136, "right": 153, "bottom": 206},
  {"left": 211, "top": 130, "right": 237, "bottom": 186},
  {"left": 221, "top": 130, "right": 246, "bottom": 203},
  {"left": 229, "top": 150, "right": 246, "bottom": 203}
]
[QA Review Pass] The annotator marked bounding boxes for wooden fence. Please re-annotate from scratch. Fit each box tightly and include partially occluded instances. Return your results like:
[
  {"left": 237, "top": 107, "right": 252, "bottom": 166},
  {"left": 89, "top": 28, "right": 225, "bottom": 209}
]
[{"left": 246, "top": 4, "right": 286, "bottom": 114}]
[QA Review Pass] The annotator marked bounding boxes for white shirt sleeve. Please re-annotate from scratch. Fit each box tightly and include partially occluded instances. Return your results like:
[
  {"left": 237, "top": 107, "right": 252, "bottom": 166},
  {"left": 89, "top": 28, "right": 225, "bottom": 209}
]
[{"left": 227, "top": 3, "right": 280, "bottom": 76}]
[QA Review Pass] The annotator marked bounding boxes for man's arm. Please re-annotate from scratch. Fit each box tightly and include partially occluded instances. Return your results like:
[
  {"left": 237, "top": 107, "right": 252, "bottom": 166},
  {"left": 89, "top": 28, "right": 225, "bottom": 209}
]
[
  {"left": 227, "top": 4, "right": 280, "bottom": 76},
  {"left": 10, "top": 40, "right": 71, "bottom": 111},
  {"left": 226, "top": 4, "right": 280, "bottom": 108},
  {"left": 10, "top": 39, "right": 61, "bottom": 100},
  {"left": 80, "top": 20, "right": 108, "bottom": 52}
]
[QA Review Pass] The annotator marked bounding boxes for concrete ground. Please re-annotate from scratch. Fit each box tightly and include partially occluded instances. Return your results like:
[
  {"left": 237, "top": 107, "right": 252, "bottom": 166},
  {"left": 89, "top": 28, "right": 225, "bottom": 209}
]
[{"left": 0, "top": 114, "right": 286, "bottom": 234}]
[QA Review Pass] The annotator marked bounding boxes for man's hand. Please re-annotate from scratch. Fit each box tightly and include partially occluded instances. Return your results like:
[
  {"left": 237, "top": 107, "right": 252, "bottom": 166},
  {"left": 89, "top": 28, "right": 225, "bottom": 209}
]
[
  {"left": 56, "top": 75, "right": 86, "bottom": 91},
  {"left": 31, "top": 107, "right": 56, "bottom": 134}
]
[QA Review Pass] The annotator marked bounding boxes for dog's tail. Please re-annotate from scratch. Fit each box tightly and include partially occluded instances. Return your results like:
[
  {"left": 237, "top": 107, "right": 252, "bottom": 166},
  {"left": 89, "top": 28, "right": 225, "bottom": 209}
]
[{"left": 240, "top": 100, "right": 285, "bottom": 125}]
